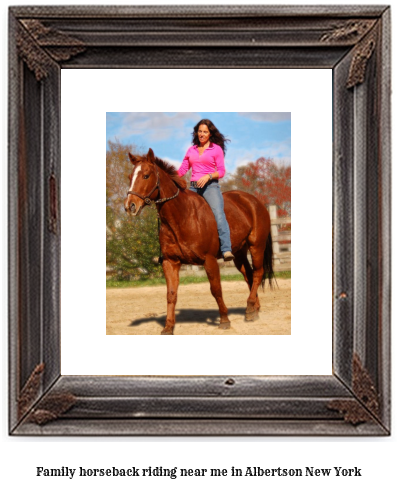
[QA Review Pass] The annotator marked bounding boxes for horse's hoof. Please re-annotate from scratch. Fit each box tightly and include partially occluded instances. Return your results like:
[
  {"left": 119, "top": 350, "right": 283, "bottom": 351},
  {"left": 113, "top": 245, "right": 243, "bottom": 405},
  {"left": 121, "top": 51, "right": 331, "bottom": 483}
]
[
  {"left": 219, "top": 321, "right": 231, "bottom": 330},
  {"left": 245, "top": 310, "right": 259, "bottom": 322},
  {"left": 161, "top": 329, "right": 173, "bottom": 335}
]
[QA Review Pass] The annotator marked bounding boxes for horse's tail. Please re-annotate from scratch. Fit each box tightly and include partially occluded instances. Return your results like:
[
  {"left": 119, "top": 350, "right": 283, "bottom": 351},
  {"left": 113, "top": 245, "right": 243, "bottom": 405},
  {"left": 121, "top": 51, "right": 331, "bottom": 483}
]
[{"left": 262, "top": 231, "right": 277, "bottom": 290}]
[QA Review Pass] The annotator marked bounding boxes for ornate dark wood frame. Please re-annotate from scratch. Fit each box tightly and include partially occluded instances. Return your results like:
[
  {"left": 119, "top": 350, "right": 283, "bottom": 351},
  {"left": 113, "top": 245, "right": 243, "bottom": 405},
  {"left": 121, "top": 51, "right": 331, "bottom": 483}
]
[{"left": 8, "top": 5, "right": 391, "bottom": 436}]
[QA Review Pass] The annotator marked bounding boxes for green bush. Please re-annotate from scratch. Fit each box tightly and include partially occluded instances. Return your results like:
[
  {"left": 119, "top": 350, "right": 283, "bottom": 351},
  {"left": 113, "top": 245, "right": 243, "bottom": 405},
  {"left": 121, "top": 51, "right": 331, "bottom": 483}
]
[{"left": 107, "top": 205, "right": 163, "bottom": 280}]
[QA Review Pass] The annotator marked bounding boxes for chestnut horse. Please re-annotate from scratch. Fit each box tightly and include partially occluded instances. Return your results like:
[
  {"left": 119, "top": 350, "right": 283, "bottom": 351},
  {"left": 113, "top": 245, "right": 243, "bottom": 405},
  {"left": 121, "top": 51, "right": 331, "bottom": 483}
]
[{"left": 124, "top": 148, "right": 275, "bottom": 335}]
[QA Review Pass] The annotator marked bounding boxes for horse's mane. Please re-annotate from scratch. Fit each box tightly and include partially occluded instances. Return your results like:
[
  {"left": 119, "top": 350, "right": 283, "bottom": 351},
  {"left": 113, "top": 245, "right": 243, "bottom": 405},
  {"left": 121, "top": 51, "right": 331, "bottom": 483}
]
[{"left": 154, "top": 156, "right": 187, "bottom": 190}]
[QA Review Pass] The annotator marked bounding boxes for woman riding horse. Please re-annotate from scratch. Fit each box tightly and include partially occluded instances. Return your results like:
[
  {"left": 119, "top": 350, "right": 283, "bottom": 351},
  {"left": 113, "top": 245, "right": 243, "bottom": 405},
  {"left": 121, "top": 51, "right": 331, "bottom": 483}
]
[
  {"left": 124, "top": 147, "right": 275, "bottom": 335},
  {"left": 178, "top": 119, "right": 234, "bottom": 262}
]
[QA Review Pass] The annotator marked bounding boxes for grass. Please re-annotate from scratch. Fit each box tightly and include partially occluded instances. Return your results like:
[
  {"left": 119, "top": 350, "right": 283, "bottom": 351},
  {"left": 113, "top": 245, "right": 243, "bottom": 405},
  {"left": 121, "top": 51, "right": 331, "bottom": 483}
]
[{"left": 106, "top": 270, "right": 291, "bottom": 289}]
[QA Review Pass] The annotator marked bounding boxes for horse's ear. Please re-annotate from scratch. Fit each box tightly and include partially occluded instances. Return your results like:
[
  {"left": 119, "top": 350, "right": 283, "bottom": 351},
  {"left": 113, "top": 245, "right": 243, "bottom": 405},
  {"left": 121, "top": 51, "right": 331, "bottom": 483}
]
[
  {"left": 146, "top": 148, "right": 155, "bottom": 163},
  {"left": 128, "top": 153, "right": 138, "bottom": 166}
]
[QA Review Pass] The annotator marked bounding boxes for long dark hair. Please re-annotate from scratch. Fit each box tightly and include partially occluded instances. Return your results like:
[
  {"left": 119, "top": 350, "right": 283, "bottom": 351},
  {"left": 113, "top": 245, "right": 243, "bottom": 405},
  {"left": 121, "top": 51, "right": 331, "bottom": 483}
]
[{"left": 192, "top": 119, "right": 230, "bottom": 156}]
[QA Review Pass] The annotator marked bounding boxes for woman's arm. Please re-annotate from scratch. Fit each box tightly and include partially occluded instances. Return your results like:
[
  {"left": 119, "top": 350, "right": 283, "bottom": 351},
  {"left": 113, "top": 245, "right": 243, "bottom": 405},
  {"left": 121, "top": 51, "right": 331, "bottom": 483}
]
[
  {"left": 214, "top": 145, "right": 226, "bottom": 178},
  {"left": 178, "top": 149, "right": 191, "bottom": 177},
  {"left": 197, "top": 171, "right": 220, "bottom": 188}
]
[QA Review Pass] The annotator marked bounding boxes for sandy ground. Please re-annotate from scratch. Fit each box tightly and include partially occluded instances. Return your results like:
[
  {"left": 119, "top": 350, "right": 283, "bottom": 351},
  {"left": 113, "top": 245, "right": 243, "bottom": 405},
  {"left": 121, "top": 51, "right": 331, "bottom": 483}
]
[{"left": 107, "top": 279, "right": 291, "bottom": 335}]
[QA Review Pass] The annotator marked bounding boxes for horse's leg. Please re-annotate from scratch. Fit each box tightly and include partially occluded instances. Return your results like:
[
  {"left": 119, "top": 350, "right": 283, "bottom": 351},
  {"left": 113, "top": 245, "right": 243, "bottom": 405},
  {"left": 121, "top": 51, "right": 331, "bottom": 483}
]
[
  {"left": 245, "top": 245, "right": 266, "bottom": 321},
  {"left": 161, "top": 259, "right": 181, "bottom": 335},
  {"left": 203, "top": 255, "right": 231, "bottom": 329},
  {"left": 233, "top": 249, "right": 261, "bottom": 313}
]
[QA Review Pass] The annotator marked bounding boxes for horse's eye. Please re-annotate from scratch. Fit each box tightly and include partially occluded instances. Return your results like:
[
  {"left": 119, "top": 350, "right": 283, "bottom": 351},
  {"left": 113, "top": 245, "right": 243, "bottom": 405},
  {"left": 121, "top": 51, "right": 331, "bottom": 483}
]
[{"left": 143, "top": 175, "right": 150, "bottom": 180}]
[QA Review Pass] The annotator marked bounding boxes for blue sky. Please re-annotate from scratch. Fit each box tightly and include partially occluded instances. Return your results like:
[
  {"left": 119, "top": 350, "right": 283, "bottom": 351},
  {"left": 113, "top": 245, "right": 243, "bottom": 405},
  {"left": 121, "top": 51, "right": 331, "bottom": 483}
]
[{"left": 106, "top": 112, "right": 291, "bottom": 173}]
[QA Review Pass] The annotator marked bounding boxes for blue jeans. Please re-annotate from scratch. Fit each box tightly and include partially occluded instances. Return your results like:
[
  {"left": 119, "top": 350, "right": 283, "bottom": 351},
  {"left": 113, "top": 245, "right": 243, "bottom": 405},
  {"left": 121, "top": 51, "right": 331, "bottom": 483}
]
[{"left": 190, "top": 181, "right": 232, "bottom": 254}]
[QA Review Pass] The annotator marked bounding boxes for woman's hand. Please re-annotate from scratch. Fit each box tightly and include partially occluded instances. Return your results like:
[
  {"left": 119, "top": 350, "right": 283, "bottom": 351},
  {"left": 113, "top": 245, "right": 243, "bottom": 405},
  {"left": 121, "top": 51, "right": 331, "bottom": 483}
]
[{"left": 197, "top": 174, "right": 211, "bottom": 188}]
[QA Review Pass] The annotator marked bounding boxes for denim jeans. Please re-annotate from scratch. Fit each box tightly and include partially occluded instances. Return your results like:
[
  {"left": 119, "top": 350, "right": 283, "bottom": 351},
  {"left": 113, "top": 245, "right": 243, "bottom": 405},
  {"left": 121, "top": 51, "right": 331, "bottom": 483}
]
[{"left": 190, "top": 181, "right": 232, "bottom": 253}]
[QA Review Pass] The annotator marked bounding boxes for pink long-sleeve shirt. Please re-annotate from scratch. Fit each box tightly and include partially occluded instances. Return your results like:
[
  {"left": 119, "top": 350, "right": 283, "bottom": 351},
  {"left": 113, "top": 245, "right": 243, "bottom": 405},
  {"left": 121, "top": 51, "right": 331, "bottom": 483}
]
[{"left": 178, "top": 143, "right": 226, "bottom": 181}]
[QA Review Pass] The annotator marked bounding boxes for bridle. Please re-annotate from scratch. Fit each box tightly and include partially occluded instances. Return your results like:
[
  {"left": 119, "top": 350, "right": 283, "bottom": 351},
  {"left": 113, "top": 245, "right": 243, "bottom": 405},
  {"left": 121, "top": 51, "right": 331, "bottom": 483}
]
[{"left": 127, "top": 164, "right": 179, "bottom": 206}]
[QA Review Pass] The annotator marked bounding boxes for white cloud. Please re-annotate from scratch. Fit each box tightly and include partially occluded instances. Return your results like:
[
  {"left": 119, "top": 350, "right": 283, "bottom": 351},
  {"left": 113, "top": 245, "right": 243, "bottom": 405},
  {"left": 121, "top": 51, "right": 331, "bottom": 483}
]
[
  {"left": 238, "top": 112, "right": 291, "bottom": 122},
  {"left": 118, "top": 112, "right": 201, "bottom": 141}
]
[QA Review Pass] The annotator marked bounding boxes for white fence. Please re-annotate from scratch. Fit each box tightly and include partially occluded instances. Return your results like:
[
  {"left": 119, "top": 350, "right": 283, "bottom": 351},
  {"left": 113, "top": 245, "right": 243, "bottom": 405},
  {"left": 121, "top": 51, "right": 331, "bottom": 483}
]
[{"left": 268, "top": 204, "right": 291, "bottom": 272}]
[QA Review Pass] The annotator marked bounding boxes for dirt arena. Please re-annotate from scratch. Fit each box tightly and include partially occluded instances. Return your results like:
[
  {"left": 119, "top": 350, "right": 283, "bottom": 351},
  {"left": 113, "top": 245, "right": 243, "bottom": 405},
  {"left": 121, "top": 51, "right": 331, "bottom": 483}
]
[{"left": 107, "top": 279, "right": 291, "bottom": 335}]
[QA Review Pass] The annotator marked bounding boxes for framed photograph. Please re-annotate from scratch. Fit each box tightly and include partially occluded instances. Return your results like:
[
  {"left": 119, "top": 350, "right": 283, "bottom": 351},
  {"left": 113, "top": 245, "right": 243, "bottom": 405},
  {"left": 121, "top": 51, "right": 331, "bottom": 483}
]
[
  {"left": 9, "top": 5, "right": 391, "bottom": 435},
  {"left": 103, "top": 108, "right": 293, "bottom": 339}
]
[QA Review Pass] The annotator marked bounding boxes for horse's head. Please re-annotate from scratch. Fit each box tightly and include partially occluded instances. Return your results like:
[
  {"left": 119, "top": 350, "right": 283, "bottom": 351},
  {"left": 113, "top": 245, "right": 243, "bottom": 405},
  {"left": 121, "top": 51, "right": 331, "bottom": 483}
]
[{"left": 124, "top": 148, "right": 159, "bottom": 216}]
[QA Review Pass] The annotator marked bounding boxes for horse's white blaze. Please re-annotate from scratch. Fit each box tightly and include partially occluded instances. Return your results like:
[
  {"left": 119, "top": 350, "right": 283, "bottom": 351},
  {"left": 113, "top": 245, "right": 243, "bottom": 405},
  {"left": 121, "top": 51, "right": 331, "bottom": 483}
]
[{"left": 129, "top": 165, "right": 141, "bottom": 192}]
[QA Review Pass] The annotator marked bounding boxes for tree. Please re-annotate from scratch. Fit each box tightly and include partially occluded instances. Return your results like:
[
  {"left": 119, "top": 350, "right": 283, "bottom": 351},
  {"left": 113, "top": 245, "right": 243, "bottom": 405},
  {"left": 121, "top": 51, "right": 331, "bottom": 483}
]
[
  {"left": 221, "top": 157, "right": 291, "bottom": 217},
  {"left": 107, "top": 140, "right": 138, "bottom": 216},
  {"left": 220, "top": 166, "right": 248, "bottom": 193},
  {"left": 239, "top": 158, "right": 291, "bottom": 217}
]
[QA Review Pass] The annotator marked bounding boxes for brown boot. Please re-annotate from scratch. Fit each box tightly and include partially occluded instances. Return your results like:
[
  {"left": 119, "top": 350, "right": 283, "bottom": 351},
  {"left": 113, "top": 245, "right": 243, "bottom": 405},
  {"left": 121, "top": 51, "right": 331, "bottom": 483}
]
[{"left": 223, "top": 251, "right": 235, "bottom": 262}]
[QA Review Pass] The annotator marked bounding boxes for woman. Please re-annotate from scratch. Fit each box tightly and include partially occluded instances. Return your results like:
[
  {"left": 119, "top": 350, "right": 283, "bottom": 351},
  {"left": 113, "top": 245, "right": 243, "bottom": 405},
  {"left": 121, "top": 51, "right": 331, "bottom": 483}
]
[{"left": 178, "top": 119, "right": 234, "bottom": 261}]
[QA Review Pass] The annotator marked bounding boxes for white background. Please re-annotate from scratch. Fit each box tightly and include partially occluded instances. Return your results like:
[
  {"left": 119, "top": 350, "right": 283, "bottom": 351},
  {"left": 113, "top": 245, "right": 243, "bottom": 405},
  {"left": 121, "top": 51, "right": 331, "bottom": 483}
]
[
  {"left": 61, "top": 68, "right": 332, "bottom": 376},
  {"left": 1, "top": 1, "right": 397, "bottom": 492}
]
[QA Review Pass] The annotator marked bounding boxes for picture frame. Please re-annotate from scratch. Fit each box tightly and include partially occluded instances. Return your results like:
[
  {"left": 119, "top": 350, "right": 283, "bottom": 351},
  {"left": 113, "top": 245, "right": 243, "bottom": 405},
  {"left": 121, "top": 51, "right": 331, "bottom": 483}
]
[{"left": 8, "top": 5, "right": 391, "bottom": 435}]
